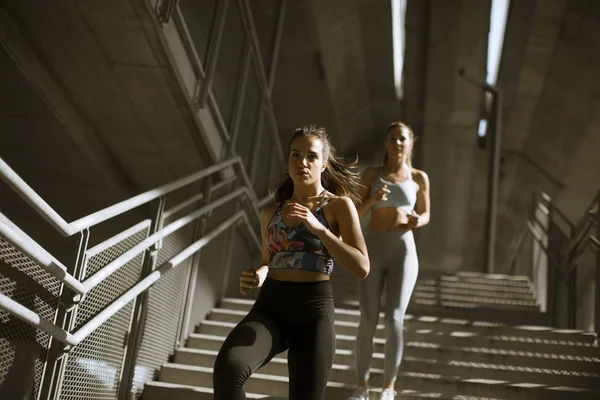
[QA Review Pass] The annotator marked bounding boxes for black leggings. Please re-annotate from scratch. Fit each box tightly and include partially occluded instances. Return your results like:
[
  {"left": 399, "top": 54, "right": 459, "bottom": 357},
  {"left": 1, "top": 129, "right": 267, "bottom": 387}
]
[{"left": 213, "top": 278, "right": 335, "bottom": 400}]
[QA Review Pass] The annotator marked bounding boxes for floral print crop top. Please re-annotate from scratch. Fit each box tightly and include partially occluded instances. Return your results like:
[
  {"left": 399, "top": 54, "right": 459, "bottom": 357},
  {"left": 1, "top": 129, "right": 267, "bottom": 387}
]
[{"left": 266, "top": 194, "right": 334, "bottom": 276}]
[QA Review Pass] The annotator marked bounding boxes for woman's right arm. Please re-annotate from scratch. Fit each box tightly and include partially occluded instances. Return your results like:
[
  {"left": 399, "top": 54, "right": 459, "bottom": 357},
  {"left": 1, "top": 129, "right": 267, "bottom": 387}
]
[{"left": 239, "top": 204, "right": 275, "bottom": 295}]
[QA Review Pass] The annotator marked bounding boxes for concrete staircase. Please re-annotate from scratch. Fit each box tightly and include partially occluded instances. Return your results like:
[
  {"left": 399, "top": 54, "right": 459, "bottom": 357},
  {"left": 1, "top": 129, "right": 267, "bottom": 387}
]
[{"left": 142, "top": 272, "right": 600, "bottom": 399}]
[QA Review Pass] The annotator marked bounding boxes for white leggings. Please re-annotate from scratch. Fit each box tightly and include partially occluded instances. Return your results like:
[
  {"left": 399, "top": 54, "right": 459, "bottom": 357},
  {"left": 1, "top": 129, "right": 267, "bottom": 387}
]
[{"left": 355, "top": 230, "right": 419, "bottom": 383}]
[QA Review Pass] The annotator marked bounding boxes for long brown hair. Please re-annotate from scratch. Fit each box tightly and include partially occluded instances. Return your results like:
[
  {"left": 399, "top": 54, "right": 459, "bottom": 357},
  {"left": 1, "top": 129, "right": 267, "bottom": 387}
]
[
  {"left": 273, "top": 126, "right": 364, "bottom": 205},
  {"left": 383, "top": 121, "right": 416, "bottom": 168}
]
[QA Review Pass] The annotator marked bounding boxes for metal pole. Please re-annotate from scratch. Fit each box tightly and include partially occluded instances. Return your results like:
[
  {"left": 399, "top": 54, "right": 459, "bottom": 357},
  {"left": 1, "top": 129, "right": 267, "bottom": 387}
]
[
  {"left": 177, "top": 177, "right": 213, "bottom": 345},
  {"left": 267, "top": 0, "right": 288, "bottom": 93},
  {"left": 568, "top": 269, "right": 577, "bottom": 329},
  {"left": 39, "top": 228, "right": 90, "bottom": 400},
  {"left": 484, "top": 89, "right": 502, "bottom": 273},
  {"left": 228, "top": 38, "right": 253, "bottom": 152},
  {"left": 219, "top": 182, "right": 241, "bottom": 301},
  {"left": 458, "top": 69, "right": 501, "bottom": 274},
  {"left": 195, "top": 0, "right": 229, "bottom": 108},
  {"left": 117, "top": 197, "right": 165, "bottom": 400},
  {"left": 595, "top": 195, "right": 600, "bottom": 336}
]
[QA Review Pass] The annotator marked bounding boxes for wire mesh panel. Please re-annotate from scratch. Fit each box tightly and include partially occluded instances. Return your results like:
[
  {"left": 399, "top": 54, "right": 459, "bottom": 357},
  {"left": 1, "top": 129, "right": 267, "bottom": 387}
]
[
  {"left": 60, "top": 225, "right": 149, "bottom": 399},
  {"left": 187, "top": 232, "right": 227, "bottom": 333},
  {"left": 130, "top": 219, "right": 194, "bottom": 399},
  {"left": 0, "top": 238, "right": 62, "bottom": 400}
]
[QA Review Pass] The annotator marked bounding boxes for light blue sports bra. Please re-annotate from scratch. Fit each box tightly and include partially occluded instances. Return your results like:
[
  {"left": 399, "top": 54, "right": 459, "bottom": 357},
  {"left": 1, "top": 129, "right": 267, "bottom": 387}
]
[{"left": 370, "top": 170, "right": 417, "bottom": 214}]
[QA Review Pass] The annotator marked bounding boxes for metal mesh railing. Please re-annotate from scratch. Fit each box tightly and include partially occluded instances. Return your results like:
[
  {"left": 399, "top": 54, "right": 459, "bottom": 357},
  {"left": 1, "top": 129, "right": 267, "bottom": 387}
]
[
  {"left": 0, "top": 238, "right": 62, "bottom": 400},
  {"left": 129, "top": 217, "right": 195, "bottom": 399},
  {"left": 60, "top": 226, "right": 149, "bottom": 399},
  {"left": 60, "top": 303, "right": 135, "bottom": 400}
]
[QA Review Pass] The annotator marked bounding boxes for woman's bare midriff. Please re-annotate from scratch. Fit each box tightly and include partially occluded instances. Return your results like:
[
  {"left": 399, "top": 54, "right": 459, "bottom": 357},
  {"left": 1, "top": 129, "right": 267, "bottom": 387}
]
[
  {"left": 369, "top": 207, "right": 411, "bottom": 232},
  {"left": 267, "top": 269, "right": 330, "bottom": 282}
]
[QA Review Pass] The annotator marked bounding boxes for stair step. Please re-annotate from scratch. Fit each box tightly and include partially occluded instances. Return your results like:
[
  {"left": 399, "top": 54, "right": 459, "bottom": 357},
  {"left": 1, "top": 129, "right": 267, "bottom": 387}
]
[
  {"left": 179, "top": 335, "right": 600, "bottom": 376},
  {"left": 412, "top": 287, "right": 536, "bottom": 301},
  {"left": 333, "top": 279, "right": 536, "bottom": 294},
  {"left": 219, "top": 298, "right": 549, "bottom": 325},
  {"left": 222, "top": 294, "right": 539, "bottom": 312},
  {"left": 331, "top": 281, "right": 537, "bottom": 298},
  {"left": 174, "top": 347, "right": 600, "bottom": 390},
  {"left": 142, "top": 380, "right": 476, "bottom": 400},
  {"left": 142, "top": 381, "right": 269, "bottom": 399},
  {"left": 454, "top": 272, "right": 532, "bottom": 281},
  {"left": 209, "top": 305, "right": 595, "bottom": 345},
  {"left": 411, "top": 294, "right": 538, "bottom": 308},
  {"left": 158, "top": 363, "right": 318, "bottom": 397},
  {"left": 188, "top": 326, "right": 600, "bottom": 362},
  {"left": 418, "top": 281, "right": 535, "bottom": 295},
  {"left": 157, "top": 362, "right": 600, "bottom": 400},
  {"left": 200, "top": 314, "right": 596, "bottom": 346}
]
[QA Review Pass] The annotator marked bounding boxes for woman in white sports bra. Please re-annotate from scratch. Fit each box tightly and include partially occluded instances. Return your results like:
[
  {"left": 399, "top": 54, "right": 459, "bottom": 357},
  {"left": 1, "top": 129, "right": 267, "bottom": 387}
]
[{"left": 348, "top": 121, "right": 431, "bottom": 400}]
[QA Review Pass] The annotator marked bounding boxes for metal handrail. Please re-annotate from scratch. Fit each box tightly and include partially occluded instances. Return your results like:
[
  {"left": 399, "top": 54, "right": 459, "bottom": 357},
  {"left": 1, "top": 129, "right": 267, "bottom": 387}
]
[
  {"left": 86, "top": 220, "right": 152, "bottom": 259},
  {"left": 507, "top": 189, "right": 599, "bottom": 278},
  {"left": 0, "top": 156, "right": 252, "bottom": 237},
  {"left": 524, "top": 220, "right": 564, "bottom": 276},
  {"left": 0, "top": 293, "right": 77, "bottom": 345},
  {"left": 566, "top": 195, "right": 599, "bottom": 256},
  {"left": 0, "top": 209, "right": 254, "bottom": 348},
  {"left": 534, "top": 189, "right": 575, "bottom": 231},
  {"left": 0, "top": 186, "right": 260, "bottom": 308},
  {"left": 0, "top": 212, "right": 85, "bottom": 295},
  {"left": 0, "top": 154, "right": 266, "bottom": 296},
  {"left": 71, "top": 210, "right": 252, "bottom": 347},
  {"left": 0, "top": 153, "right": 268, "bottom": 355},
  {"left": 0, "top": 180, "right": 260, "bottom": 298},
  {"left": 81, "top": 187, "right": 254, "bottom": 294}
]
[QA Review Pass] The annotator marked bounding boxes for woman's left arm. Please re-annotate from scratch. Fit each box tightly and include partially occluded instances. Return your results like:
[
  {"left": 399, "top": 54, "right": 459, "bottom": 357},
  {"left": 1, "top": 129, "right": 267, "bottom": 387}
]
[
  {"left": 321, "top": 197, "right": 370, "bottom": 278},
  {"left": 410, "top": 170, "right": 431, "bottom": 228},
  {"left": 282, "top": 197, "right": 370, "bottom": 279}
]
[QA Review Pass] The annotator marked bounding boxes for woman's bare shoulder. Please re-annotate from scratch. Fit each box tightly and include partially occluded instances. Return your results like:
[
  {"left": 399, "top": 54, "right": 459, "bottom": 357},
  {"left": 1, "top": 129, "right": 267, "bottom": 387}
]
[
  {"left": 326, "top": 195, "right": 356, "bottom": 212},
  {"left": 362, "top": 166, "right": 381, "bottom": 178},
  {"left": 361, "top": 166, "right": 381, "bottom": 186},
  {"left": 260, "top": 202, "right": 278, "bottom": 222},
  {"left": 411, "top": 169, "right": 430, "bottom": 187}
]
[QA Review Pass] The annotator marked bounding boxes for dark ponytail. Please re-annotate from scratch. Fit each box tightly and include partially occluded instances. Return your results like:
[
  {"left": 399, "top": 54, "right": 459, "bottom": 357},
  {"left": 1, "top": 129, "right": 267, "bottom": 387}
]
[{"left": 273, "top": 126, "right": 364, "bottom": 205}]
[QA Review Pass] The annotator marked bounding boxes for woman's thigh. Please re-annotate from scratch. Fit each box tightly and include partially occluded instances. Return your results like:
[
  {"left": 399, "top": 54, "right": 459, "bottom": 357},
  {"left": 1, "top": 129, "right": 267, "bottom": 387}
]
[{"left": 286, "top": 299, "right": 335, "bottom": 400}]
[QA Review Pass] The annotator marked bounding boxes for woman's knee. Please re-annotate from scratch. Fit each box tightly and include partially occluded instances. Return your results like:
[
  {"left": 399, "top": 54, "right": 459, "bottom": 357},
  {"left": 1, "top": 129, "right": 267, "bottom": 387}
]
[
  {"left": 359, "top": 312, "right": 380, "bottom": 334},
  {"left": 213, "top": 349, "right": 250, "bottom": 388},
  {"left": 383, "top": 310, "right": 405, "bottom": 332}
]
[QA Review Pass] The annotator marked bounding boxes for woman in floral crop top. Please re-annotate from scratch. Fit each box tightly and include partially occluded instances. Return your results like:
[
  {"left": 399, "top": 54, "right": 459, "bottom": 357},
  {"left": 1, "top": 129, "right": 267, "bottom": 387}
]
[{"left": 214, "top": 126, "right": 370, "bottom": 400}]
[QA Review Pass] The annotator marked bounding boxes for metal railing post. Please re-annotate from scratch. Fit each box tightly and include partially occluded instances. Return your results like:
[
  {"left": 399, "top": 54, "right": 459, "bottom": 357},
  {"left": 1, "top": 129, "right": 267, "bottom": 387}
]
[
  {"left": 219, "top": 183, "right": 241, "bottom": 301},
  {"left": 177, "top": 177, "right": 213, "bottom": 345},
  {"left": 457, "top": 69, "right": 502, "bottom": 274},
  {"left": 117, "top": 197, "right": 166, "bottom": 399},
  {"left": 547, "top": 203, "right": 562, "bottom": 326},
  {"left": 195, "top": 0, "right": 229, "bottom": 108},
  {"left": 567, "top": 269, "right": 578, "bottom": 329},
  {"left": 267, "top": 0, "right": 287, "bottom": 93},
  {"left": 228, "top": 37, "right": 253, "bottom": 153},
  {"left": 595, "top": 195, "right": 600, "bottom": 337},
  {"left": 249, "top": 111, "right": 266, "bottom": 183},
  {"left": 39, "top": 228, "right": 90, "bottom": 400}
]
